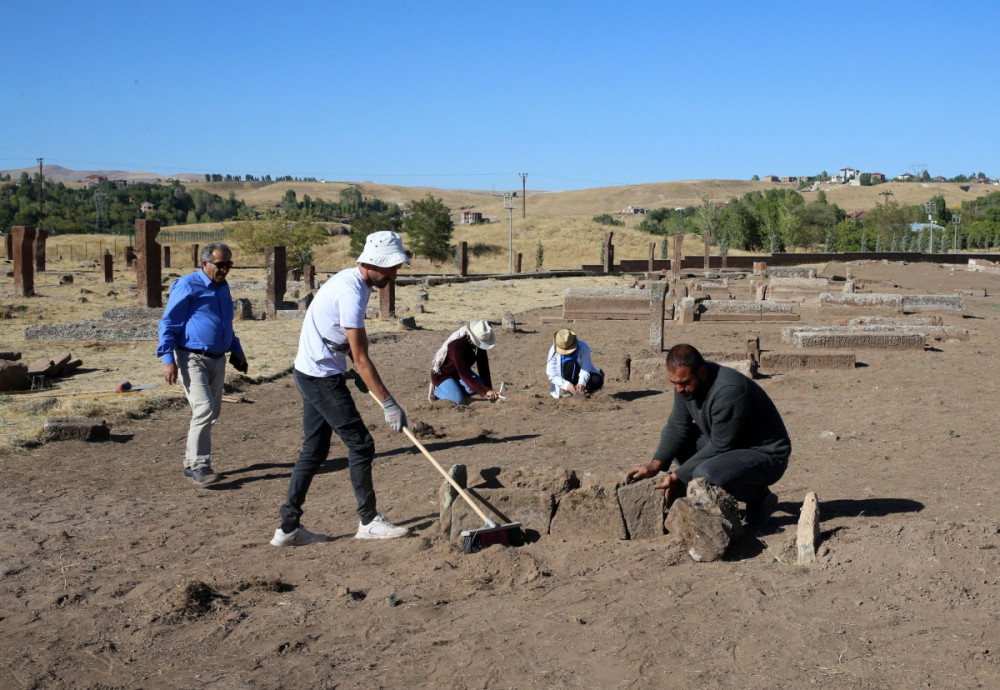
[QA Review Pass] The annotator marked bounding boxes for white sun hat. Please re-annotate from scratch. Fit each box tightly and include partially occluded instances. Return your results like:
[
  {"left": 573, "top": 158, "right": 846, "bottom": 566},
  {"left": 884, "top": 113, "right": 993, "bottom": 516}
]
[
  {"left": 356, "top": 231, "right": 411, "bottom": 268},
  {"left": 467, "top": 320, "right": 496, "bottom": 350}
]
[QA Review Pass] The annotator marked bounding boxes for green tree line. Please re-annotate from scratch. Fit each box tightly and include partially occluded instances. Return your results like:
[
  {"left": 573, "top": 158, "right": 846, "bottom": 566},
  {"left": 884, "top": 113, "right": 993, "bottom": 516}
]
[
  {"left": 640, "top": 188, "right": 1000, "bottom": 253},
  {"left": 0, "top": 174, "right": 247, "bottom": 235}
]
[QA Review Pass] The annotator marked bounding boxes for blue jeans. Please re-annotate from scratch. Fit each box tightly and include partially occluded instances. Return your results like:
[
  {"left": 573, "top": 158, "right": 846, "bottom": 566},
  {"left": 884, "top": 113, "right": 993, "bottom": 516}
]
[
  {"left": 279, "top": 370, "right": 377, "bottom": 532},
  {"left": 433, "top": 374, "right": 485, "bottom": 404}
]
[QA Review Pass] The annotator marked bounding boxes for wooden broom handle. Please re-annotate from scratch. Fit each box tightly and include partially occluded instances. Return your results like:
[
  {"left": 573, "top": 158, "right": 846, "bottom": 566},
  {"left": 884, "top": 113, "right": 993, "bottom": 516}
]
[{"left": 367, "top": 389, "right": 494, "bottom": 525}]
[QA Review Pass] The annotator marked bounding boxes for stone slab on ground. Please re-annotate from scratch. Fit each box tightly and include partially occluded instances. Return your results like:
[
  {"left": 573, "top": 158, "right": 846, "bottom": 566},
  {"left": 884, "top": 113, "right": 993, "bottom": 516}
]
[
  {"left": 562, "top": 286, "right": 651, "bottom": 320},
  {"left": 699, "top": 299, "right": 794, "bottom": 314},
  {"left": 617, "top": 479, "right": 665, "bottom": 539},
  {"left": 0, "top": 360, "right": 31, "bottom": 392},
  {"left": 699, "top": 312, "right": 801, "bottom": 323},
  {"left": 760, "top": 352, "right": 856, "bottom": 372},
  {"left": 448, "top": 488, "right": 554, "bottom": 541},
  {"left": 819, "top": 293, "right": 903, "bottom": 311},
  {"left": 43, "top": 417, "right": 111, "bottom": 442},
  {"left": 550, "top": 480, "right": 627, "bottom": 540},
  {"left": 791, "top": 331, "right": 926, "bottom": 350},
  {"left": 24, "top": 319, "right": 160, "bottom": 341},
  {"left": 900, "top": 294, "right": 965, "bottom": 313}
]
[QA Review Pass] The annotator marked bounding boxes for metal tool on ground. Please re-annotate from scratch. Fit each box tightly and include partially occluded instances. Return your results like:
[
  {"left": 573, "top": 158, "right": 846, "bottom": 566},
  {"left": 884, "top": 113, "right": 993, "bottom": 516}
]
[
  {"left": 8, "top": 383, "right": 161, "bottom": 399},
  {"left": 366, "top": 389, "right": 522, "bottom": 552},
  {"left": 496, "top": 382, "right": 507, "bottom": 401}
]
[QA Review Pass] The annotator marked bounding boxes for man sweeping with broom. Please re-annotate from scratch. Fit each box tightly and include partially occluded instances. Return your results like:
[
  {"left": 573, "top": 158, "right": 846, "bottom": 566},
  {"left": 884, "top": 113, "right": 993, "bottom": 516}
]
[{"left": 270, "top": 231, "right": 412, "bottom": 547}]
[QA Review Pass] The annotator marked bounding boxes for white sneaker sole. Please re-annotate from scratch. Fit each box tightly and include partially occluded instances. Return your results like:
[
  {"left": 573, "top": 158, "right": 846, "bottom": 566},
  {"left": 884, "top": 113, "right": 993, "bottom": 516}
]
[{"left": 355, "top": 530, "right": 409, "bottom": 540}]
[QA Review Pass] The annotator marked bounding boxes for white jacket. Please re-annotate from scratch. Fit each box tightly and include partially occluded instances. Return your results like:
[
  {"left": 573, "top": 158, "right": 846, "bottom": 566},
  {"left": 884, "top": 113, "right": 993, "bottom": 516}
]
[{"left": 546, "top": 339, "right": 598, "bottom": 398}]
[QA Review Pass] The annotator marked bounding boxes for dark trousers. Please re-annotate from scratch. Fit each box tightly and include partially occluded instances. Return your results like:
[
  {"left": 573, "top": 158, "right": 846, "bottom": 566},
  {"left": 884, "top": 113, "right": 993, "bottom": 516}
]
[
  {"left": 279, "top": 370, "right": 377, "bottom": 532},
  {"left": 677, "top": 433, "right": 787, "bottom": 504},
  {"left": 562, "top": 359, "right": 605, "bottom": 394}
]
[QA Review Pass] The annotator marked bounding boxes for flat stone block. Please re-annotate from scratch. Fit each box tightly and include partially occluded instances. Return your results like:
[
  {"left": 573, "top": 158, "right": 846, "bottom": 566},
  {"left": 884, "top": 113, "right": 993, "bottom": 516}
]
[
  {"left": 820, "top": 293, "right": 903, "bottom": 311},
  {"left": 617, "top": 479, "right": 665, "bottom": 539},
  {"left": 449, "top": 488, "right": 553, "bottom": 541},
  {"left": 760, "top": 352, "right": 856, "bottom": 371},
  {"left": 901, "top": 295, "right": 965, "bottom": 313},
  {"left": 792, "top": 331, "right": 925, "bottom": 349},
  {"left": 563, "top": 287, "right": 650, "bottom": 320},
  {"left": 550, "top": 481, "right": 627, "bottom": 540},
  {"left": 699, "top": 312, "right": 800, "bottom": 322},
  {"left": 0, "top": 360, "right": 31, "bottom": 392},
  {"left": 43, "top": 417, "right": 111, "bottom": 442}
]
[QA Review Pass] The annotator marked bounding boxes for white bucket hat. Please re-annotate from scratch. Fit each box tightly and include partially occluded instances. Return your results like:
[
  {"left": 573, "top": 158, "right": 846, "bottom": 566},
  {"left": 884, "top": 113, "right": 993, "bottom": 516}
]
[
  {"left": 467, "top": 320, "right": 496, "bottom": 350},
  {"left": 356, "top": 231, "right": 410, "bottom": 268}
]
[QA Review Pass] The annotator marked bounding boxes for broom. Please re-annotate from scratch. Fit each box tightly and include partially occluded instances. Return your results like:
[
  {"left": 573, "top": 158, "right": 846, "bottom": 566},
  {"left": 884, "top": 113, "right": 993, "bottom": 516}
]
[{"left": 366, "top": 389, "right": 522, "bottom": 552}]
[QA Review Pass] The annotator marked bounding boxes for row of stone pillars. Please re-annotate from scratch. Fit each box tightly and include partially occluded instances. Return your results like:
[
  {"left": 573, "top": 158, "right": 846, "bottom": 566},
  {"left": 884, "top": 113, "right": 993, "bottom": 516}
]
[{"left": 599, "top": 231, "right": 727, "bottom": 278}]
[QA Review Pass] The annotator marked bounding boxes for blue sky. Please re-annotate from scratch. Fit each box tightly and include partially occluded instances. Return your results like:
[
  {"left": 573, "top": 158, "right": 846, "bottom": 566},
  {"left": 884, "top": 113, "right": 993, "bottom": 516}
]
[{"left": 3, "top": 1, "right": 998, "bottom": 191}]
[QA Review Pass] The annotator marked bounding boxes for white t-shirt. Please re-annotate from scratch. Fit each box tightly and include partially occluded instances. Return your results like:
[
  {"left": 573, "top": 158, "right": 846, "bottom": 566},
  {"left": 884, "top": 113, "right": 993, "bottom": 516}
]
[{"left": 294, "top": 267, "right": 371, "bottom": 377}]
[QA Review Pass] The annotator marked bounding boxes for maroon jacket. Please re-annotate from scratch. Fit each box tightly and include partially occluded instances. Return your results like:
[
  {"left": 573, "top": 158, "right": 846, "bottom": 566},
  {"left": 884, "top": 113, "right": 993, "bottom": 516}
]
[{"left": 430, "top": 337, "right": 492, "bottom": 395}]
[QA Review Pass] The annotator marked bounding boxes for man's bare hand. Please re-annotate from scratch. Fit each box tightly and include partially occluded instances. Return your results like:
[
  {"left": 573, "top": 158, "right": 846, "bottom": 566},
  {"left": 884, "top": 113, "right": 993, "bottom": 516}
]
[
  {"left": 162, "top": 363, "right": 178, "bottom": 385},
  {"left": 654, "top": 472, "right": 683, "bottom": 507},
  {"left": 485, "top": 390, "right": 500, "bottom": 401},
  {"left": 623, "top": 464, "right": 654, "bottom": 484}
]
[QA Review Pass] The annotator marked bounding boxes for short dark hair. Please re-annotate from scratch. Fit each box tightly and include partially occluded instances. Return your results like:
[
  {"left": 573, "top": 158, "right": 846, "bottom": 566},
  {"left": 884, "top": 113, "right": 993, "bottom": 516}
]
[{"left": 666, "top": 343, "right": 705, "bottom": 372}]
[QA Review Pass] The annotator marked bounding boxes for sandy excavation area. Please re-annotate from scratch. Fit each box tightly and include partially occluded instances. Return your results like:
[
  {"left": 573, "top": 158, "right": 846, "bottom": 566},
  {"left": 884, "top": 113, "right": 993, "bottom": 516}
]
[{"left": 2, "top": 258, "right": 1000, "bottom": 688}]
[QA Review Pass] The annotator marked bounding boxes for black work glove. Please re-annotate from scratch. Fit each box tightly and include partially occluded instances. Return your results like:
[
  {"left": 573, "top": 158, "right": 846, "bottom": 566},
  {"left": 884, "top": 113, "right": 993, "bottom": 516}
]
[{"left": 351, "top": 371, "right": 369, "bottom": 394}]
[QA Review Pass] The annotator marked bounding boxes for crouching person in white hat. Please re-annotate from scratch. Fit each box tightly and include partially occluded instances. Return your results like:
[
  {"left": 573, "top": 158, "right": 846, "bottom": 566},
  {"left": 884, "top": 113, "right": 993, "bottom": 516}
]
[
  {"left": 271, "top": 231, "right": 412, "bottom": 546},
  {"left": 546, "top": 329, "right": 604, "bottom": 398},
  {"left": 428, "top": 319, "right": 500, "bottom": 405}
]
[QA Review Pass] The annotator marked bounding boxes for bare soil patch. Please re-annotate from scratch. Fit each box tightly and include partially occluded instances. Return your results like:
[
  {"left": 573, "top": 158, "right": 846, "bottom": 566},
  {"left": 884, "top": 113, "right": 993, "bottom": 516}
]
[{"left": 2, "top": 260, "right": 1000, "bottom": 688}]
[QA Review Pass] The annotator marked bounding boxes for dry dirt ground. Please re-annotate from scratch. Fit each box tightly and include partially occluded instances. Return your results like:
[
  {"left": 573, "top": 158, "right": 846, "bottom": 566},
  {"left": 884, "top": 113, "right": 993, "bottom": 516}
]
[{"left": 3, "top": 260, "right": 1000, "bottom": 688}]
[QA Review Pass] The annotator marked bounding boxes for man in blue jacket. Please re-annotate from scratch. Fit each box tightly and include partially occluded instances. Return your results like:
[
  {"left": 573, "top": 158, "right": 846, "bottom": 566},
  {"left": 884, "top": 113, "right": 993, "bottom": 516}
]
[
  {"left": 157, "top": 242, "right": 248, "bottom": 486},
  {"left": 624, "top": 343, "right": 790, "bottom": 526}
]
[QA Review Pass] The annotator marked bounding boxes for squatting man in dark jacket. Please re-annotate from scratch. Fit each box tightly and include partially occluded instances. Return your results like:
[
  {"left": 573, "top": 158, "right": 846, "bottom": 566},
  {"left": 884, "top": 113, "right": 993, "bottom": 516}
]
[{"left": 624, "top": 343, "right": 791, "bottom": 526}]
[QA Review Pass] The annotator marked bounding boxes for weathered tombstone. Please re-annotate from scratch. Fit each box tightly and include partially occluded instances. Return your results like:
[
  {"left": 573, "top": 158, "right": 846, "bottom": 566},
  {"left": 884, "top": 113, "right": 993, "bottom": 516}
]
[
  {"left": 603, "top": 232, "right": 614, "bottom": 274},
  {"left": 459, "top": 241, "right": 468, "bottom": 277},
  {"left": 753, "top": 261, "right": 766, "bottom": 276},
  {"left": 797, "top": 492, "right": 821, "bottom": 565},
  {"left": 703, "top": 229, "right": 711, "bottom": 269},
  {"left": 671, "top": 233, "right": 683, "bottom": 281},
  {"left": 12, "top": 226, "right": 36, "bottom": 297},
  {"left": 303, "top": 264, "right": 315, "bottom": 290},
  {"left": 721, "top": 249, "right": 728, "bottom": 269},
  {"left": 746, "top": 333, "right": 761, "bottom": 364},
  {"left": 501, "top": 311, "right": 516, "bottom": 332},
  {"left": 379, "top": 282, "right": 396, "bottom": 319},
  {"left": 664, "top": 478, "right": 743, "bottom": 562},
  {"left": 135, "top": 219, "right": 162, "bottom": 308},
  {"left": 650, "top": 281, "right": 667, "bottom": 349},
  {"left": 190, "top": 244, "right": 200, "bottom": 268},
  {"left": 287, "top": 268, "right": 302, "bottom": 282},
  {"left": 515, "top": 252, "right": 522, "bottom": 273},
  {"left": 163, "top": 245, "right": 171, "bottom": 268},
  {"left": 265, "top": 245, "right": 286, "bottom": 318},
  {"left": 4, "top": 232, "right": 12, "bottom": 260},
  {"left": 648, "top": 241, "right": 655, "bottom": 273},
  {"left": 125, "top": 246, "right": 137, "bottom": 267},
  {"left": 102, "top": 253, "right": 114, "bottom": 283},
  {"left": 33, "top": 228, "right": 47, "bottom": 272}
]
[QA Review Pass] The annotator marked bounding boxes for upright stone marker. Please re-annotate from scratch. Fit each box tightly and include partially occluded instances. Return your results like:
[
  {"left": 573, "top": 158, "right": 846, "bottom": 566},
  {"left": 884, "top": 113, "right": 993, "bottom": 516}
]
[
  {"left": 703, "top": 229, "right": 711, "bottom": 269},
  {"left": 191, "top": 244, "right": 200, "bottom": 268},
  {"left": 671, "top": 233, "right": 683, "bottom": 281},
  {"left": 649, "top": 282, "right": 667, "bottom": 350},
  {"left": 603, "top": 232, "right": 614, "bottom": 274},
  {"left": 163, "top": 245, "right": 171, "bottom": 268},
  {"left": 459, "top": 241, "right": 468, "bottom": 277},
  {"left": 4, "top": 232, "right": 12, "bottom": 261},
  {"left": 265, "top": 245, "right": 286, "bottom": 318},
  {"left": 648, "top": 241, "right": 655, "bottom": 273},
  {"left": 12, "top": 226, "right": 36, "bottom": 297},
  {"left": 33, "top": 228, "right": 47, "bottom": 273},
  {"left": 135, "top": 220, "right": 162, "bottom": 308},
  {"left": 379, "top": 282, "right": 396, "bottom": 319},
  {"left": 515, "top": 253, "right": 523, "bottom": 273},
  {"left": 102, "top": 253, "right": 114, "bottom": 283},
  {"left": 303, "top": 264, "right": 315, "bottom": 290}
]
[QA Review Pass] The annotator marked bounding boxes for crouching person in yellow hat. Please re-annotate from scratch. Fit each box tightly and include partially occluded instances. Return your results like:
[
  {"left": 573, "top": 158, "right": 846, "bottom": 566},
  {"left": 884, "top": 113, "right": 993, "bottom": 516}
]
[
  {"left": 546, "top": 329, "right": 604, "bottom": 398},
  {"left": 428, "top": 320, "right": 501, "bottom": 404}
]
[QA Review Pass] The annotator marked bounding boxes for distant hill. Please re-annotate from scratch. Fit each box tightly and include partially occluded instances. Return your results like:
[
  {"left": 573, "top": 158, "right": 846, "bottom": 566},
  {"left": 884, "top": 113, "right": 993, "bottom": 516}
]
[{"left": 0, "top": 165, "right": 203, "bottom": 184}]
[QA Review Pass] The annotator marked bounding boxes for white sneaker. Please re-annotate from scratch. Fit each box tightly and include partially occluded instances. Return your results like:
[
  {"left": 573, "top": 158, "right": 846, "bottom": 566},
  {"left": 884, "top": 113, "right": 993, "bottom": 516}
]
[
  {"left": 428, "top": 382, "right": 438, "bottom": 403},
  {"left": 270, "top": 526, "right": 327, "bottom": 547},
  {"left": 355, "top": 514, "right": 409, "bottom": 540}
]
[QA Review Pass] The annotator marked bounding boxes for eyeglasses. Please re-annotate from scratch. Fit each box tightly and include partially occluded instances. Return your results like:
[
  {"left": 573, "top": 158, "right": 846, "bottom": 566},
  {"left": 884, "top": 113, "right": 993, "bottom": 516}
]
[{"left": 207, "top": 261, "right": 234, "bottom": 269}]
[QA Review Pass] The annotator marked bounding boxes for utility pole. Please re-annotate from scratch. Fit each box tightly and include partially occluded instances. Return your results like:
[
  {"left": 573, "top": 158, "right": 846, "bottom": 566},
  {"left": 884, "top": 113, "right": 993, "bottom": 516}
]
[
  {"left": 503, "top": 192, "right": 516, "bottom": 274},
  {"left": 37, "top": 157, "right": 44, "bottom": 222},
  {"left": 519, "top": 172, "right": 527, "bottom": 218},
  {"left": 879, "top": 189, "right": 893, "bottom": 208}
]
